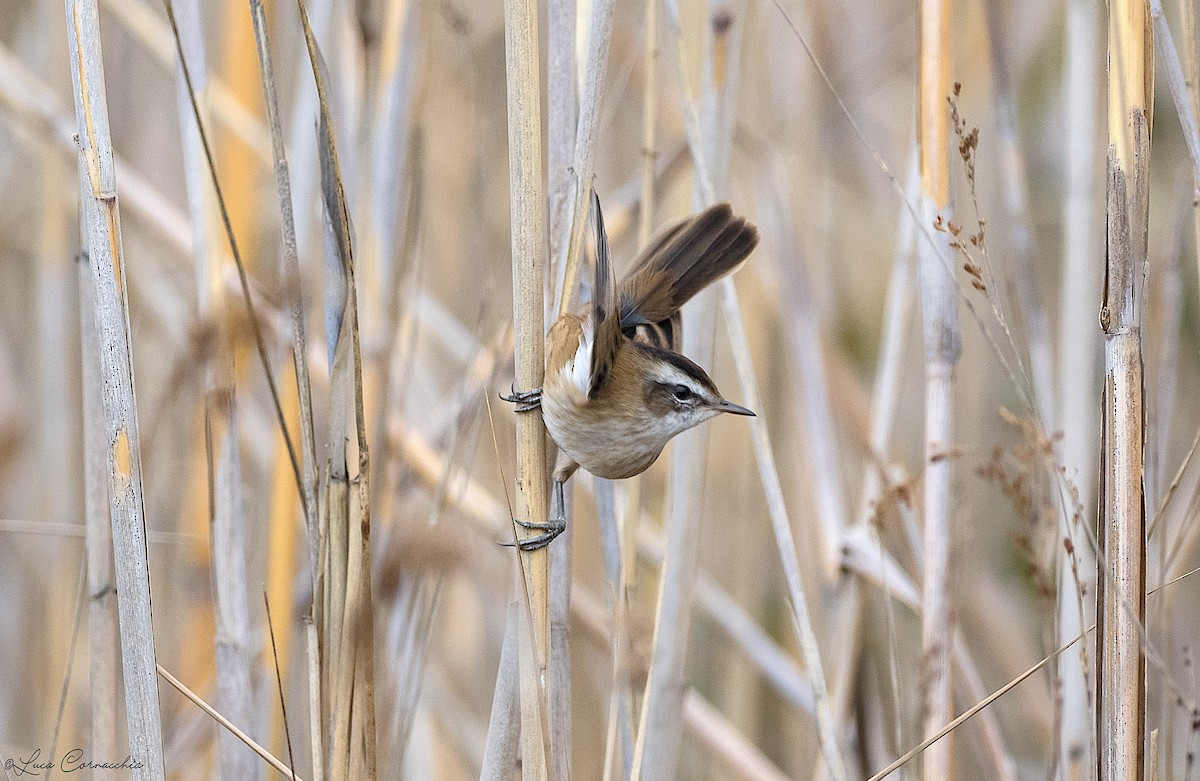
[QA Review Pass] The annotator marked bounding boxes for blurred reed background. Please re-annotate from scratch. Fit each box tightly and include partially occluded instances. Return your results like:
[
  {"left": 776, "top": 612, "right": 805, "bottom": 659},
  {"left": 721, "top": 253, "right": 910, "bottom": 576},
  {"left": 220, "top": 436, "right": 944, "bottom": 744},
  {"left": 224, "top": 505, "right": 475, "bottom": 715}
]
[{"left": 2, "top": 0, "right": 1200, "bottom": 777}]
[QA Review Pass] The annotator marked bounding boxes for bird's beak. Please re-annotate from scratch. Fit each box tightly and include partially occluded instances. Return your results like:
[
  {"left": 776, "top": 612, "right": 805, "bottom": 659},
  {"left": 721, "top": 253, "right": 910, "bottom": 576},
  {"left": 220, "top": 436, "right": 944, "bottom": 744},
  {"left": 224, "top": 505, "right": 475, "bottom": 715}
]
[{"left": 713, "top": 399, "right": 755, "bottom": 416}]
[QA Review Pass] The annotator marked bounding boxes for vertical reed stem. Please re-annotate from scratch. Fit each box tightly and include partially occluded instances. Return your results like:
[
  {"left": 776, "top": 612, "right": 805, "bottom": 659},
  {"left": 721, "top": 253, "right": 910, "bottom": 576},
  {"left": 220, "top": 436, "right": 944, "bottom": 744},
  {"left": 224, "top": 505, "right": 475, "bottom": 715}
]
[
  {"left": 1058, "top": 0, "right": 1103, "bottom": 772},
  {"left": 1097, "top": 0, "right": 1151, "bottom": 776},
  {"left": 639, "top": 0, "right": 660, "bottom": 247},
  {"left": 917, "top": 0, "right": 960, "bottom": 775},
  {"left": 80, "top": 248, "right": 119, "bottom": 767},
  {"left": 502, "top": 0, "right": 552, "bottom": 773},
  {"left": 64, "top": 0, "right": 166, "bottom": 775}
]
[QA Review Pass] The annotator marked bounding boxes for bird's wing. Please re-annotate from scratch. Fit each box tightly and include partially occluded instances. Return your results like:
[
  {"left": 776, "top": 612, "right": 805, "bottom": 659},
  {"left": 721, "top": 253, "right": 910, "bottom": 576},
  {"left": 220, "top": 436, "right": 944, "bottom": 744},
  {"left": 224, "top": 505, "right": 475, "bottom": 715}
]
[
  {"left": 618, "top": 203, "right": 759, "bottom": 351},
  {"left": 588, "top": 190, "right": 622, "bottom": 399}
]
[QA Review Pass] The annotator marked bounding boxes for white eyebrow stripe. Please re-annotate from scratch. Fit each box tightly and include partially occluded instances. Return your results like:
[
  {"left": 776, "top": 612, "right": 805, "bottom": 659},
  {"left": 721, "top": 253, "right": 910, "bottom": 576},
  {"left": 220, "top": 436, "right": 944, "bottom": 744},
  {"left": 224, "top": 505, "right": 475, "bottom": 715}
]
[{"left": 649, "top": 366, "right": 707, "bottom": 396}]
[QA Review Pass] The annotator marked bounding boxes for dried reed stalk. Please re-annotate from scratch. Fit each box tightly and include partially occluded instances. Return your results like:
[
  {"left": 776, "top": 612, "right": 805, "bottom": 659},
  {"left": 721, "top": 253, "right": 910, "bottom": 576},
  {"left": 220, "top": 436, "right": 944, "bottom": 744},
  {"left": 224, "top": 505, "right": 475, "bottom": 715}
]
[
  {"left": 639, "top": 3, "right": 849, "bottom": 777},
  {"left": 631, "top": 350, "right": 710, "bottom": 781},
  {"left": 639, "top": 0, "right": 660, "bottom": 248},
  {"left": 917, "top": 0, "right": 960, "bottom": 775},
  {"left": 547, "top": 0, "right": 577, "bottom": 273},
  {"left": 292, "top": 1, "right": 379, "bottom": 776},
  {"left": 608, "top": 3, "right": 659, "bottom": 768},
  {"left": 1057, "top": 0, "right": 1102, "bottom": 769},
  {"left": 164, "top": 0, "right": 307, "bottom": 523},
  {"left": 1097, "top": 0, "right": 1152, "bottom": 775},
  {"left": 1149, "top": 0, "right": 1200, "bottom": 188},
  {"left": 366, "top": 0, "right": 423, "bottom": 430},
  {"left": 79, "top": 241, "right": 119, "bottom": 767},
  {"left": 632, "top": 6, "right": 732, "bottom": 777},
  {"left": 1166, "top": 0, "right": 1200, "bottom": 768},
  {"left": 1180, "top": 0, "right": 1200, "bottom": 292},
  {"left": 544, "top": 2, "right": 583, "bottom": 771},
  {"left": 720, "top": 285, "right": 848, "bottom": 781},
  {"left": 247, "top": 0, "right": 319, "bottom": 588},
  {"left": 392, "top": 414, "right": 819, "bottom": 718},
  {"left": 550, "top": 0, "right": 617, "bottom": 317},
  {"left": 480, "top": 588, "right": 522, "bottom": 780},
  {"left": 594, "top": 476, "right": 634, "bottom": 779},
  {"left": 170, "top": 3, "right": 259, "bottom": 776},
  {"left": 981, "top": 7, "right": 1056, "bottom": 426},
  {"left": 245, "top": 0, "right": 320, "bottom": 762},
  {"left": 502, "top": 0, "right": 552, "bottom": 774},
  {"left": 63, "top": 0, "right": 166, "bottom": 775},
  {"left": 157, "top": 664, "right": 303, "bottom": 780}
]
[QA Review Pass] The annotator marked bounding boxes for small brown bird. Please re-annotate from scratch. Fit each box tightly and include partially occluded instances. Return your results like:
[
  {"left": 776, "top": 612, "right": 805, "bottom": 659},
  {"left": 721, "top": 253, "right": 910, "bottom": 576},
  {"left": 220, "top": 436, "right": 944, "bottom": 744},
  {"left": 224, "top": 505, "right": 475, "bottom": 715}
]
[{"left": 505, "top": 192, "right": 759, "bottom": 550}]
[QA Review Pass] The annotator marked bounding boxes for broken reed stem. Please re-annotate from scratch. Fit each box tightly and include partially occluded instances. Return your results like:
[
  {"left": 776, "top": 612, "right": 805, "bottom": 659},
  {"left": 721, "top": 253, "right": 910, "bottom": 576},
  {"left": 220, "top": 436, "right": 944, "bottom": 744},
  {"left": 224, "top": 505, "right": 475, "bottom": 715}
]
[
  {"left": 916, "top": 0, "right": 960, "bottom": 777},
  {"left": 502, "top": 0, "right": 552, "bottom": 774},
  {"left": 1097, "top": 0, "right": 1151, "bottom": 775},
  {"left": 63, "top": 0, "right": 166, "bottom": 775},
  {"left": 294, "top": 0, "right": 378, "bottom": 776}
]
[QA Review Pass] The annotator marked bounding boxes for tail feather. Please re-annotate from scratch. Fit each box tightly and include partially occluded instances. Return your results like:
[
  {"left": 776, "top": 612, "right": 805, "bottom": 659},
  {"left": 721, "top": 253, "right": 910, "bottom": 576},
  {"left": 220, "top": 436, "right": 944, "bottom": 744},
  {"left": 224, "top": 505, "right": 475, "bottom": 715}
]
[
  {"left": 618, "top": 203, "right": 758, "bottom": 331},
  {"left": 588, "top": 190, "right": 622, "bottom": 398}
]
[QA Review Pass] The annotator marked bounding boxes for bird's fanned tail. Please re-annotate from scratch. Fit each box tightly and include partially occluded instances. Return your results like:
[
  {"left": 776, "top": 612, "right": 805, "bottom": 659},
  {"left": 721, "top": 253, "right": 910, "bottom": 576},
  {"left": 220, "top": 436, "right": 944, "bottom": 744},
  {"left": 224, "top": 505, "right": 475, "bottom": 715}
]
[{"left": 617, "top": 203, "right": 759, "bottom": 351}]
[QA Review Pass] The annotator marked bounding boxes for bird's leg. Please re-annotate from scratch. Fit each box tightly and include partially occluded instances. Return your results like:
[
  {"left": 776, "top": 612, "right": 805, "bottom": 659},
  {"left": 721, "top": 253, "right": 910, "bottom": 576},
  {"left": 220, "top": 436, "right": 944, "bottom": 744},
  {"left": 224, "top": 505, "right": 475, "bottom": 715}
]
[
  {"left": 514, "top": 479, "right": 566, "bottom": 551},
  {"left": 500, "top": 383, "right": 542, "bottom": 412}
]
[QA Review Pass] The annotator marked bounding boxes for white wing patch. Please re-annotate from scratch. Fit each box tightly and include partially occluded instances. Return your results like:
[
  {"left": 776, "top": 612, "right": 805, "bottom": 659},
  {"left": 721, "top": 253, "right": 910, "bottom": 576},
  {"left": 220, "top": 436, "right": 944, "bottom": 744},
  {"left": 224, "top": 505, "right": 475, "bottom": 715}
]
[{"left": 565, "top": 322, "right": 594, "bottom": 398}]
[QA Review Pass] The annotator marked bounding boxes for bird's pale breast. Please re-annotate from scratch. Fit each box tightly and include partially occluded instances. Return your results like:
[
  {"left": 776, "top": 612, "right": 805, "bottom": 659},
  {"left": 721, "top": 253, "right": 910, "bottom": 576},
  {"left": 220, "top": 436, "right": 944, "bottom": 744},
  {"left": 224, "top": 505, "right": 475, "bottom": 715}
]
[{"left": 542, "top": 316, "right": 670, "bottom": 480}]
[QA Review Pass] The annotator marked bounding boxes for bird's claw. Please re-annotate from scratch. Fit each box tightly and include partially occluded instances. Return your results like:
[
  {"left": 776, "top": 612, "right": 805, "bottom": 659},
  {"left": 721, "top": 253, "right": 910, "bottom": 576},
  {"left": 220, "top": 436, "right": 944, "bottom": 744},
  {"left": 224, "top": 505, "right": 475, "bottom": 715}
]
[
  {"left": 500, "top": 384, "right": 542, "bottom": 413},
  {"left": 500, "top": 516, "right": 566, "bottom": 551}
]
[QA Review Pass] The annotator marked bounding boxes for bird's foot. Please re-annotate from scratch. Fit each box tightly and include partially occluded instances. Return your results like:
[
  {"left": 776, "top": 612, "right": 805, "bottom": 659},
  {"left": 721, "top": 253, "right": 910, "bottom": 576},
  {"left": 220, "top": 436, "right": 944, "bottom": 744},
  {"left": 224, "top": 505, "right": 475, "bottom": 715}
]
[
  {"left": 503, "top": 515, "right": 566, "bottom": 551},
  {"left": 500, "top": 384, "right": 542, "bottom": 413}
]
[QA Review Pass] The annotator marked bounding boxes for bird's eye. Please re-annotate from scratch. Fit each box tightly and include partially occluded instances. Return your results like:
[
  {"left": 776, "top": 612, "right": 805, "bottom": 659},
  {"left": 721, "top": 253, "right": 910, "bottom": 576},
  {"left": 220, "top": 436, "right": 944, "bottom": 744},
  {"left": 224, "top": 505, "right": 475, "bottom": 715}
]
[{"left": 672, "top": 385, "right": 694, "bottom": 402}]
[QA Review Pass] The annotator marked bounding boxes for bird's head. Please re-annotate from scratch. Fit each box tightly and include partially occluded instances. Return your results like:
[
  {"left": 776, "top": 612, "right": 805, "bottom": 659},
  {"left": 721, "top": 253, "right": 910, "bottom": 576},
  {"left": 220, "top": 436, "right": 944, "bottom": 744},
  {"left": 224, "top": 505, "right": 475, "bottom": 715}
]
[{"left": 634, "top": 342, "right": 754, "bottom": 439}]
